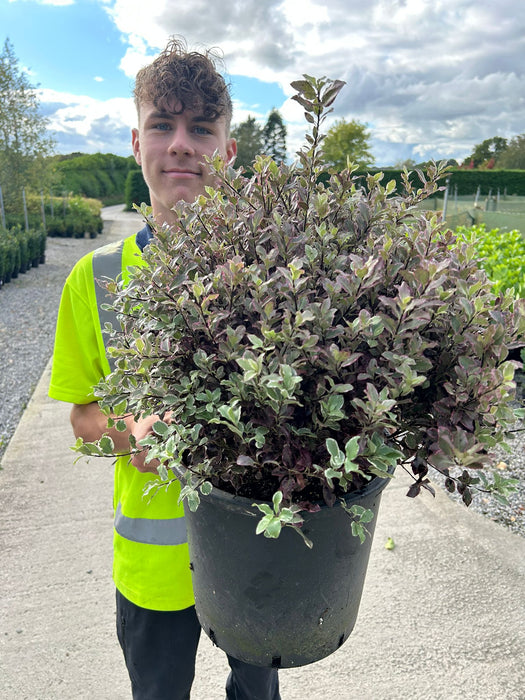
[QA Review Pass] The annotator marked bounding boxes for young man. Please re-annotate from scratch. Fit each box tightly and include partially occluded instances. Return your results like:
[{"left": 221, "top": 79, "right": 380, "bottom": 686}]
[{"left": 49, "top": 38, "right": 281, "bottom": 700}]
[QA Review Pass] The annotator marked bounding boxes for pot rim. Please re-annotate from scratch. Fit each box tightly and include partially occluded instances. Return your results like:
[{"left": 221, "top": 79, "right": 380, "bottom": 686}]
[{"left": 186, "top": 466, "right": 394, "bottom": 515}]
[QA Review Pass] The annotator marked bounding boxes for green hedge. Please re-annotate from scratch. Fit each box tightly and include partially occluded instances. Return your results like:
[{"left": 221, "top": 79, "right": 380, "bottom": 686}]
[
  {"left": 125, "top": 169, "right": 150, "bottom": 211},
  {"left": 0, "top": 226, "right": 47, "bottom": 286},
  {"left": 359, "top": 169, "right": 525, "bottom": 197},
  {"left": 444, "top": 169, "right": 525, "bottom": 196},
  {"left": 53, "top": 153, "right": 137, "bottom": 204}
]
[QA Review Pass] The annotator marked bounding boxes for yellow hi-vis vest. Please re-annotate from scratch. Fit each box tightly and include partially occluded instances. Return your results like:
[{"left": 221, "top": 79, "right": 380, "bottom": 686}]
[{"left": 49, "top": 232, "right": 194, "bottom": 611}]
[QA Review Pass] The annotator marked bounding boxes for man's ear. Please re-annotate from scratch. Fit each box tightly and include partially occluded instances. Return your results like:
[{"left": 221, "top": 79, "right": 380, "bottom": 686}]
[
  {"left": 226, "top": 138, "right": 237, "bottom": 165},
  {"left": 131, "top": 128, "right": 142, "bottom": 166}
]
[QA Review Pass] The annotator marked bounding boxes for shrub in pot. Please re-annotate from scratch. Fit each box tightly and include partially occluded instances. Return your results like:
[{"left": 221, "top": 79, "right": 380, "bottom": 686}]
[
  {"left": 0, "top": 233, "right": 18, "bottom": 283},
  {"left": 76, "top": 76, "right": 524, "bottom": 666}
]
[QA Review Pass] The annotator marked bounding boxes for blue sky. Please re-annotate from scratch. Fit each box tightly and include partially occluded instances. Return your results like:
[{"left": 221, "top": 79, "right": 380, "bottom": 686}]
[
  {"left": 2, "top": 0, "right": 133, "bottom": 100},
  {"left": 1, "top": 0, "right": 524, "bottom": 166}
]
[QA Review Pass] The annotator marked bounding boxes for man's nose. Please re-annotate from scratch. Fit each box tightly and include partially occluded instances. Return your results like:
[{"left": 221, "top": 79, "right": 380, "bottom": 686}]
[{"left": 168, "top": 126, "right": 194, "bottom": 155}]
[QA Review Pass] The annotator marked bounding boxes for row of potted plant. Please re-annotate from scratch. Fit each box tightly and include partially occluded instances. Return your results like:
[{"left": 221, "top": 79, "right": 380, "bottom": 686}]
[
  {"left": 4, "top": 194, "right": 103, "bottom": 239},
  {"left": 0, "top": 226, "right": 46, "bottom": 286}
]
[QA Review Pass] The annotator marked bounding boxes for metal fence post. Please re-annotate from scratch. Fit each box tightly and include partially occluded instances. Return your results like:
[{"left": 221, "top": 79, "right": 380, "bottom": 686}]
[
  {"left": 0, "top": 185, "right": 5, "bottom": 229},
  {"left": 443, "top": 178, "right": 450, "bottom": 220},
  {"left": 22, "top": 188, "right": 29, "bottom": 231},
  {"left": 40, "top": 190, "right": 47, "bottom": 232}
]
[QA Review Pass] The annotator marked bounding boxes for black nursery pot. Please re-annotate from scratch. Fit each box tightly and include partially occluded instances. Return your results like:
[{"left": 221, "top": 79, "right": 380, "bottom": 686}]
[{"left": 184, "top": 473, "right": 390, "bottom": 668}]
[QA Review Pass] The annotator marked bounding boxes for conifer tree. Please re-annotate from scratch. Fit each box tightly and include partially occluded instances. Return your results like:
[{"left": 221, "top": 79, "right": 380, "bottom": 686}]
[
  {"left": 262, "top": 109, "right": 287, "bottom": 163},
  {"left": 231, "top": 116, "right": 264, "bottom": 171}
]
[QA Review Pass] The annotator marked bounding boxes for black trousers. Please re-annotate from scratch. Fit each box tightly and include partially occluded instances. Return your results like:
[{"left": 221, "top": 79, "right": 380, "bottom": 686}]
[{"left": 116, "top": 590, "right": 281, "bottom": 700}]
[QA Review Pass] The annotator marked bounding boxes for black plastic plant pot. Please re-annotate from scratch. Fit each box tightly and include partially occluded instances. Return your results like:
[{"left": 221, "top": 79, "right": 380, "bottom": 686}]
[{"left": 184, "top": 473, "right": 390, "bottom": 668}]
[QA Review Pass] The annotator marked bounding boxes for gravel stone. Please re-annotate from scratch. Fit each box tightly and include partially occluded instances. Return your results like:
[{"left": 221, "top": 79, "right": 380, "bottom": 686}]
[{"left": 0, "top": 208, "right": 523, "bottom": 537}]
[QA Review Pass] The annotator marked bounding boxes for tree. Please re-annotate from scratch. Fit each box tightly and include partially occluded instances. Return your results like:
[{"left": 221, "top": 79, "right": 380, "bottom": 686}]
[
  {"left": 231, "top": 110, "right": 288, "bottom": 169},
  {"left": 0, "top": 38, "right": 55, "bottom": 213},
  {"left": 495, "top": 134, "right": 525, "bottom": 169},
  {"left": 321, "top": 118, "right": 373, "bottom": 171},
  {"left": 262, "top": 109, "right": 287, "bottom": 163},
  {"left": 231, "top": 116, "right": 264, "bottom": 171},
  {"left": 463, "top": 136, "right": 508, "bottom": 168},
  {"left": 394, "top": 158, "right": 417, "bottom": 170}
]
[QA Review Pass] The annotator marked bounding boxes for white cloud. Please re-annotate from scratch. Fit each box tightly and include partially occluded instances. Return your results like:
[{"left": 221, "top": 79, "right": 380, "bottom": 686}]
[
  {"left": 38, "top": 0, "right": 525, "bottom": 164},
  {"left": 39, "top": 88, "right": 136, "bottom": 155},
  {"left": 101, "top": 0, "right": 525, "bottom": 164},
  {"left": 9, "top": 0, "right": 74, "bottom": 5}
]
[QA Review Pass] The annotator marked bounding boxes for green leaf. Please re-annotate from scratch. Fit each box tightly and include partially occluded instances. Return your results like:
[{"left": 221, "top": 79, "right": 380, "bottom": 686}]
[
  {"left": 264, "top": 518, "right": 282, "bottom": 539},
  {"left": 254, "top": 503, "right": 274, "bottom": 517},
  {"left": 99, "top": 435, "right": 115, "bottom": 453},
  {"left": 351, "top": 521, "right": 366, "bottom": 544},
  {"left": 153, "top": 420, "right": 169, "bottom": 437},
  {"left": 324, "top": 467, "right": 342, "bottom": 488},
  {"left": 256, "top": 514, "right": 273, "bottom": 534},
  {"left": 180, "top": 488, "right": 200, "bottom": 512},
  {"left": 344, "top": 436, "right": 360, "bottom": 461},
  {"left": 272, "top": 490, "right": 284, "bottom": 510},
  {"left": 290, "top": 78, "right": 317, "bottom": 100},
  {"left": 113, "top": 400, "right": 128, "bottom": 416},
  {"left": 200, "top": 481, "right": 213, "bottom": 496},
  {"left": 326, "top": 437, "right": 342, "bottom": 461}
]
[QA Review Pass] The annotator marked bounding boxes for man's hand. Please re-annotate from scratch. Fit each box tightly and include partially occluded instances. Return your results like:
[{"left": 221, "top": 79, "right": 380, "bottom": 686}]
[
  {"left": 130, "top": 414, "right": 162, "bottom": 474},
  {"left": 71, "top": 403, "right": 172, "bottom": 475}
]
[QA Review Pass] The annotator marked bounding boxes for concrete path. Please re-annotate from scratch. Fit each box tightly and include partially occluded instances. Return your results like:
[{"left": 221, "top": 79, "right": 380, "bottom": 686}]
[{"left": 1, "top": 206, "right": 524, "bottom": 699}]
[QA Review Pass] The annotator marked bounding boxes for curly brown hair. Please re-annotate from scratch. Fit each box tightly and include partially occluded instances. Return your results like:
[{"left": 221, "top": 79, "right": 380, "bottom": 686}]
[{"left": 134, "top": 37, "right": 233, "bottom": 129}]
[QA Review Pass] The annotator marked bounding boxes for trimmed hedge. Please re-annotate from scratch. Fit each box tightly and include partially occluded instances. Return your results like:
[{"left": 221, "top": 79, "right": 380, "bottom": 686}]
[
  {"left": 124, "top": 169, "right": 150, "bottom": 211},
  {"left": 0, "top": 226, "right": 47, "bottom": 286},
  {"left": 53, "top": 153, "right": 137, "bottom": 204},
  {"left": 359, "top": 168, "right": 525, "bottom": 197},
  {"left": 444, "top": 169, "right": 525, "bottom": 196}
]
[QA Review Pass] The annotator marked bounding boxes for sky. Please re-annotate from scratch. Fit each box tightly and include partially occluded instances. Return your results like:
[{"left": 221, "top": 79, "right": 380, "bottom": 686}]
[{"left": 1, "top": 0, "right": 524, "bottom": 167}]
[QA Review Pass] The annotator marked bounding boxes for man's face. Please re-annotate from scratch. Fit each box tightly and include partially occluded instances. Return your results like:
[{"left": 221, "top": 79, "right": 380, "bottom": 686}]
[{"left": 132, "top": 100, "right": 236, "bottom": 225}]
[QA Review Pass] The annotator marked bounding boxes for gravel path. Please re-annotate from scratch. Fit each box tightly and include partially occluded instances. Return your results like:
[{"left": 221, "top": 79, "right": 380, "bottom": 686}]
[
  {"left": 0, "top": 236, "right": 103, "bottom": 454},
  {"left": 0, "top": 205, "right": 140, "bottom": 459},
  {"left": 0, "top": 206, "right": 523, "bottom": 537}
]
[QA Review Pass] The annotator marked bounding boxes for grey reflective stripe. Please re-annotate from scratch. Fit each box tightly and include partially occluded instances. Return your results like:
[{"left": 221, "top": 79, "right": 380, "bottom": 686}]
[
  {"left": 92, "top": 240, "right": 125, "bottom": 371},
  {"left": 115, "top": 502, "right": 188, "bottom": 546},
  {"left": 92, "top": 241, "right": 187, "bottom": 545}
]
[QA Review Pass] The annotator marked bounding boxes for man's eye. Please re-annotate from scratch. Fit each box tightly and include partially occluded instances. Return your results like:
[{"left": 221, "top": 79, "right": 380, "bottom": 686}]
[
  {"left": 154, "top": 123, "right": 171, "bottom": 131},
  {"left": 194, "top": 126, "right": 211, "bottom": 135}
]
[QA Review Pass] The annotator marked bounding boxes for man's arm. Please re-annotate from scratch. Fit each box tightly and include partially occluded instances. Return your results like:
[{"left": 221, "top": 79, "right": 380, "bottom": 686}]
[{"left": 70, "top": 402, "right": 160, "bottom": 473}]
